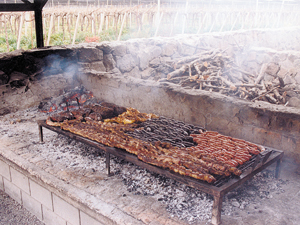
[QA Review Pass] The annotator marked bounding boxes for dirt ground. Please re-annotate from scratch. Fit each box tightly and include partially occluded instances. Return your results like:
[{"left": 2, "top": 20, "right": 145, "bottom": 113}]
[
  {"left": 0, "top": 190, "right": 44, "bottom": 225},
  {"left": 220, "top": 158, "right": 300, "bottom": 225}
]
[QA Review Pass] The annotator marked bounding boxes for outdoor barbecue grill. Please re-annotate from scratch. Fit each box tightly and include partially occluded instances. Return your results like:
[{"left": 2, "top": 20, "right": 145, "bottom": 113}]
[{"left": 37, "top": 119, "right": 283, "bottom": 225}]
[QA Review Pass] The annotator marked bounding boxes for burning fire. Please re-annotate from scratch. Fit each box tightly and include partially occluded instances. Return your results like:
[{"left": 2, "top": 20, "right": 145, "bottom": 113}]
[{"left": 39, "top": 88, "right": 94, "bottom": 113}]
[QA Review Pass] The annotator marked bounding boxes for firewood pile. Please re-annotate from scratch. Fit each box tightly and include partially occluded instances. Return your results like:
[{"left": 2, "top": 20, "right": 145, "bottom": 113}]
[{"left": 159, "top": 49, "right": 296, "bottom": 106}]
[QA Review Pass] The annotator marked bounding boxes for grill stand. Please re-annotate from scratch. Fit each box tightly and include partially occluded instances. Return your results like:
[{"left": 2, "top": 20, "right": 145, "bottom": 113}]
[
  {"left": 106, "top": 153, "right": 111, "bottom": 176},
  {"left": 38, "top": 121, "right": 283, "bottom": 225}
]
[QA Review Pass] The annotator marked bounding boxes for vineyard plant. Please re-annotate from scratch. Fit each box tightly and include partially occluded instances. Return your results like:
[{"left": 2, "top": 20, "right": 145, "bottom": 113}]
[{"left": 0, "top": 1, "right": 299, "bottom": 53}]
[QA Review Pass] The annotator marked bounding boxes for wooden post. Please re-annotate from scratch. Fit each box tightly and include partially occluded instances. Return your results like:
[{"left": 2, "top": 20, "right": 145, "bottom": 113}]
[
  {"left": 92, "top": 13, "right": 95, "bottom": 34},
  {"left": 57, "top": 15, "right": 60, "bottom": 33},
  {"left": 170, "top": 11, "right": 178, "bottom": 36},
  {"left": 17, "top": 13, "right": 24, "bottom": 49},
  {"left": 230, "top": 12, "right": 240, "bottom": 31},
  {"left": 211, "top": 194, "right": 223, "bottom": 225},
  {"left": 106, "top": 152, "right": 110, "bottom": 176},
  {"left": 31, "top": 12, "right": 34, "bottom": 48},
  {"left": 118, "top": 12, "right": 126, "bottom": 41},
  {"left": 4, "top": 15, "right": 9, "bottom": 52},
  {"left": 72, "top": 13, "right": 80, "bottom": 45},
  {"left": 24, "top": 12, "right": 29, "bottom": 36},
  {"left": 182, "top": 0, "right": 189, "bottom": 34},
  {"left": 98, "top": 13, "right": 104, "bottom": 34},
  {"left": 39, "top": 125, "right": 43, "bottom": 143},
  {"left": 34, "top": 7, "right": 44, "bottom": 48},
  {"left": 46, "top": 13, "right": 54, "bottom": 46},
  {"left": 154, "top": 12, "right": 163, "bottom": 37}
]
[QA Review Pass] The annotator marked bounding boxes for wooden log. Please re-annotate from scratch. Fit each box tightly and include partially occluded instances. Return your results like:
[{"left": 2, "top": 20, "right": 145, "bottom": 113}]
[
  {"left": 158, "top": 76, "right": 189, "bottom": 83},
  {"left": 219, "top": 76, "right": 237, "bottom": 91},
  {"left": 273, "top": 88, "right": 284, "bottom": 103},
  {"left": 251, "top": 85, "right": 280, "bottom": 102},
  {"left": 167, "top": 65, "right": 189, "bottom": 80},
  {"left": 255, "top": 63, "right": 267, "bottom": 85},
  {"left": 176, "top": 50, "right": 214, "bottom": 65},
  {"left": 265, "top": 94, "right": 277, "bottom": 104},
  {"left": 235, "top": 83, "right": 264, "bottom": 88}
]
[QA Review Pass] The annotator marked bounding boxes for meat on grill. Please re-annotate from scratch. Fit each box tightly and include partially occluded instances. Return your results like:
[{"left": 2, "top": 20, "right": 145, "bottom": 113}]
[
  {"left": 49, "top": 111, "right": 75, "bottom": 122},
  {"left": 59, "top": 120, "right": 247, "bottom": 183},
  {"left": 104, "top": 107, "right": 159, "bottom": 124},
  {"left": 100, "top": 102, "right": 127, "bottom": 116},
  {"left": 187, "top": 131, "right": 264, "bottom": 168},
  {"left": 71, "top": 108, "right": 92, "bottom": 120},
  {"left": 46, "top": 104, "right": 263, "bottom": 184},
  {"left": 84, "top": 104, "right": 115, "bottom": 119}
]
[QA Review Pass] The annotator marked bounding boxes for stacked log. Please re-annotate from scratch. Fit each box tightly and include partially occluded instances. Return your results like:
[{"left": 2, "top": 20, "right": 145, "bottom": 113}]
[{"left": 159, "top": 49, "right": 293, "bottom": 105}]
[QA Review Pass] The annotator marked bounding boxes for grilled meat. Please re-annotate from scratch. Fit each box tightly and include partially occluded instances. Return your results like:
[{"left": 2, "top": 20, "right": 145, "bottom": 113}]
[
  {"left": 49, "top": 111, "right": 75, "bottom": 122},
  {"left": 100, "top": 101, "right": 127, "bottom": 116},
  {"left": 104, "top": 107, "right": 159, "bottom": 124}
]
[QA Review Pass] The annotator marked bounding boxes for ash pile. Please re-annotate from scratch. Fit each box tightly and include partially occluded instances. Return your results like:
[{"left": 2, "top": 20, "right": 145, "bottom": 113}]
[{"left": 0, "top": 108, "right": 287, "bottom": 224}]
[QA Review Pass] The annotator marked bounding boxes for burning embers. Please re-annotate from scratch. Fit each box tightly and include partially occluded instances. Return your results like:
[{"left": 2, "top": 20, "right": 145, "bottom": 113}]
[
  {"left": 43, "top": 90, "right": 265, "bottom": 184},
  {"left": 38, "top": 86, "right": 94, "bottom": 113}
]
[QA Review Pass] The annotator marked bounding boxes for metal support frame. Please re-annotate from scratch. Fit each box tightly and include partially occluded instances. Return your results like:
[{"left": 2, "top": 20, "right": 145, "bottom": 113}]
[
  {"left": 106, "top": 153, "right": 111, "bottom": 176},
  {"left": 0, "top": 0, "right": 48, "bottom": 48}
]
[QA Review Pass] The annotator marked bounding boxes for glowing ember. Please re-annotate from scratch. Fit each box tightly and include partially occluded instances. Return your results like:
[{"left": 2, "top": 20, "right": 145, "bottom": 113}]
[{"left": 38, "top": 87, "right": 96, "bottom": 113}]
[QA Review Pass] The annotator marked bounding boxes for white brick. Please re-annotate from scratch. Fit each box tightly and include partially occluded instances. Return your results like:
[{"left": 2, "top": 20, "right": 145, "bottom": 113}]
[
  {"left": 0, "top": 176, "right": 3, "bottom": 191},
  {"left": 22, "top": 191, "right": 43, "bottom": 221},
  {"left": 42, "top": 205, "right": 67, "bottom": 225},
  {"left": 0, "top": 159, "right": 10, "bottom": 180},
  {"left": 53, "top": 194, "right": 80, "bottom": 225},
  {"left": 80, "top": 211, "right": 105, "bottom": 225},
  {"left": 3, "top": 178, "right": 22, "bottom": 204},
  {"left": 29, "top": 179, "right": 53, "bottom": 210},
  {"left": 10, "top": 167, "right": 30, "bottom": 194}
]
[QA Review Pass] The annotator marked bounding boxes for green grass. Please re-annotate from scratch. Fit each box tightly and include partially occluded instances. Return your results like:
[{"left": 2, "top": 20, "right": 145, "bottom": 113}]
[{"left": 0, "top": 26, "right": 153, "bottom": 53}]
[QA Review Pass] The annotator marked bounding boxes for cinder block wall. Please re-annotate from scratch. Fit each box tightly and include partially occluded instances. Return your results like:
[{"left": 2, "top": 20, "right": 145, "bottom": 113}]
[{"left": 0, "top": 158, "right": 106, "bottom": 225}]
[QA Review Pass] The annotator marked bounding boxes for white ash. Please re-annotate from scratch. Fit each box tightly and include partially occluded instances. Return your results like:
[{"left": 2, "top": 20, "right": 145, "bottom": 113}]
[{"left": 0, "top": 107, "right": 288, "bottom": 224}]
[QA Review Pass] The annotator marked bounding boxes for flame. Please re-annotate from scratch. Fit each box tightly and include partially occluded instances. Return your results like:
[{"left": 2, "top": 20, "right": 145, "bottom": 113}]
[{"left": 39, "top": 90, "right": 94, "bottom": 113}]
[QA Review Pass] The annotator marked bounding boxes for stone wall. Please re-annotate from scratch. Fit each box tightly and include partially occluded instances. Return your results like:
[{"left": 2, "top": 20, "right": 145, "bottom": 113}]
[{"left": 1, "top": 27, "right": 300, "bottom": 160}]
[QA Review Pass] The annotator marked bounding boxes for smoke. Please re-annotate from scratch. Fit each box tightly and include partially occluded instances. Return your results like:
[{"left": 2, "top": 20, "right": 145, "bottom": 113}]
[{"left": 42, "top": 54, "right": 81, "bottom": 87}]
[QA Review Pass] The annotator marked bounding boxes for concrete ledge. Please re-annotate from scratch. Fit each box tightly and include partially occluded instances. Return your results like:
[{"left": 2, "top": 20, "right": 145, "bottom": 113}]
[{"left": 0, "top": 150, "right": 145, "bottom": 225}]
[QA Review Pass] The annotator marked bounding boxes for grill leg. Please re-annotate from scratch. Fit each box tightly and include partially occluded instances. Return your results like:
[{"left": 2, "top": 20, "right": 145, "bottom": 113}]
[
  {"left": 211, "top": 195, "right": 223, "bottom": 225},
  {"left": 275, "top": 158, "right": 282, "bottom": 179},
  {"left": 39, "top": 125, "right": 43, "bottom": 142},
  {"left": 106, "top": 152, "right": 110, "bottom": 176}
]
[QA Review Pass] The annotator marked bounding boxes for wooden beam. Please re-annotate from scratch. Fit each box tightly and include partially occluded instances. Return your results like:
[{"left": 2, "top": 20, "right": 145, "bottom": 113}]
[
  {"left": 0, "top": 0, "right": 48, "bottom": 48},
  {"left": 34, "top": 0, "right": 48, "bottom": 47},
  {"left": 34, "top": 8, "right": 44, "bottom": 47},
  {"left": 0, "top": 3, "right": 35, "bottom": 12}
]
